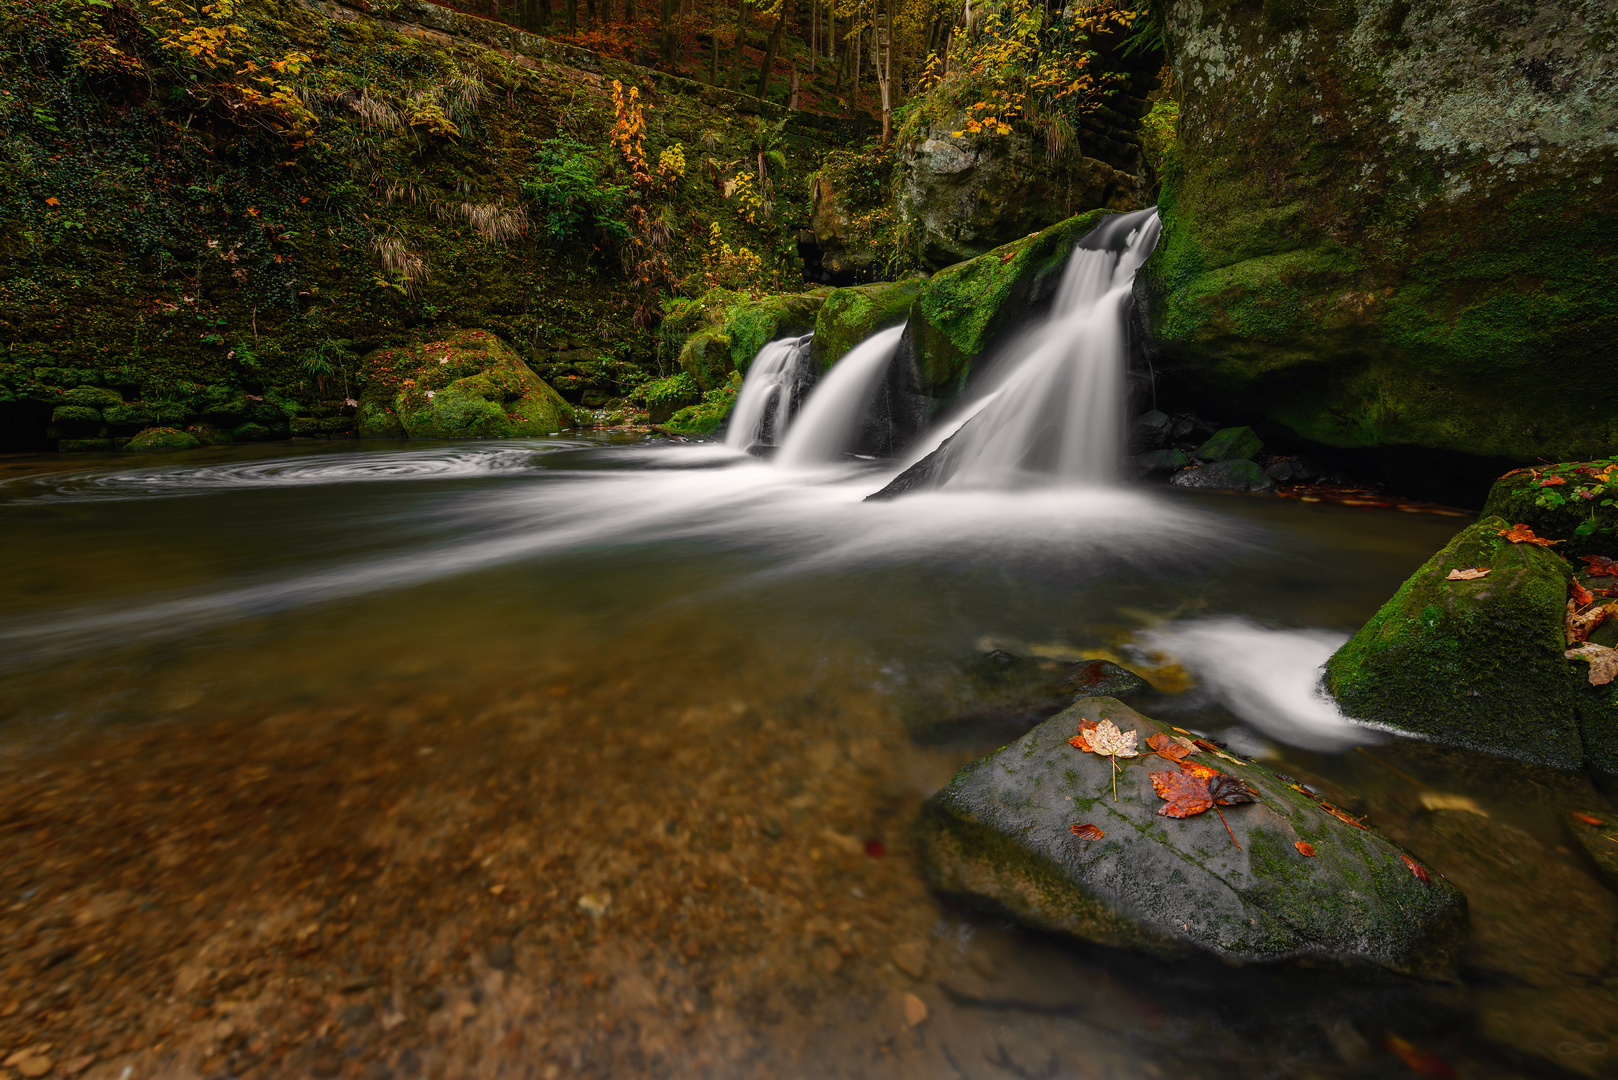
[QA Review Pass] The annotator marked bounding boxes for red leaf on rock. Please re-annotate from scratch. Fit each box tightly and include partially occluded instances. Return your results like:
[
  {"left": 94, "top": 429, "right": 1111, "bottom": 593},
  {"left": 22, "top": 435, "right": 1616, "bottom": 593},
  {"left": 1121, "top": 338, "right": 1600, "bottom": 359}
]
[
  {"left": 1151, "top": 770, "right": 1213, "bottom": 819},
  {"left": 864, "top": 838, "right": 886, "bottom": 859},
  {"left": 1320, "top": 802, "right": 1369, "bottom": 830},
  {"left": 1294, "top": 841, "right": 1315, "bottom": 857},
  {"left": 1070, "top": 823, "right": 1103, "bottom": 841},
  {"left": 1572, "top": 812, "right": 1604, "bottom": 826},
  {"left": 1540, "top": 475, "right": 1567, "bottom": 487},
  {"left": 1147, "top": 732, "right": 1195, "bottom": 763},
  {"left": 1581, "top": 555, "right": 1618, "bottom": 577},
  {"left": 1401, "top": 853, "right": 1432, "bottom": 884},
  {"left": 1067, "top": 719, "right": 1099, "bottom": 752},
  {"left": 1497, "top": 523, "right": 1562, "bottom": 546},
  {"left": 1179, "top": 760, "right": 1221, "bottom": 780},
  {"left": 1572, "top": 581, "right": 1596, "bottom": 606}
]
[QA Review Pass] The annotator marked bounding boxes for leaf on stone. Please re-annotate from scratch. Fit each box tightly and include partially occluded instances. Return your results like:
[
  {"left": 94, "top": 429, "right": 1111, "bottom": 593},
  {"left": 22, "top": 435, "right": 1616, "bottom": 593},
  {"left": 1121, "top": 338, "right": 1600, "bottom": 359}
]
[
  {"left": 1444, "top": 567, "right": 1490, "bottom": 580},
  {"left": 1067, "top": 719, "right": 1099, "bottom": 752},
  {"left": 1207, "top": 774, "right": 1257, "bottom": 807},
  {"left": 1400, "top": 853, "right": 1433, "bottom": 885},
  {"left": 1179, "top": 760, "right": 1221, "bottom": 779},
  {"left": 1146, "top": 732, "right": 1197, "bottom": 763},
  {"left": 1571, "top": 812, "right": 1603, "bottom": 826},
  {"left": 1192, "top": 738, "right": 1246, "bottom": 766},
  {"left": 1295, "top": 841, "right": 1316, "bottom": 857},
  {"left": 1151, "top": 770, "right": 1213, "bottom": 819},
  {"left": 1565, "top": 599, "right": 1609, "bottom": 644},
  {"left": 1580, "top": 554, "right": 1618, "bottom": 577},
  {"left": 1539, "top": 475, "right": 1567, "bottom": 487},
  {"left": 1319, "top": 801, "right": 1369, "bottom": 830},
  {"left": 1496, "top": 523, "right": 1561, "bottom": 546},
  {"left": 1070, "top": 823, "right": 1103, "bottom": 841},
  {"left": 1566, "top": 642, "right": 1618, "bottom": 686},
  {"left": 1086, "top": 718, "right": 1139, "bottom": 759},
  {"left": 1572, "top": 580, "right": 1595, "bottom": 606}
]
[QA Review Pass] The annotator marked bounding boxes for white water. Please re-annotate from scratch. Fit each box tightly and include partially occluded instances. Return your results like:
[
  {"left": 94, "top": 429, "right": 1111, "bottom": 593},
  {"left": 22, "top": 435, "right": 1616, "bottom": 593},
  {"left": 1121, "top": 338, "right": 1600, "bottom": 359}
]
[
  {"left": 724, "top": 334, "right": 812, "bottom": 450},
  {"left": 776, "top": 325, "right": 904, "bottom": 467},
  {"left": 932, "top": 208, "right": 1161, "bottom": 487},
  {"left": 1139, "top": 618, "right": 1374, "bottom": 750}
]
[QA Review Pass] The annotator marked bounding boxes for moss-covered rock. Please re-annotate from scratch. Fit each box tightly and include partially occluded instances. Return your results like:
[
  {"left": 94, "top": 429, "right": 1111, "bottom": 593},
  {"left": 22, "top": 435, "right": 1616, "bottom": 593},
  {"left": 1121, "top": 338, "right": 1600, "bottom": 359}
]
[
  {"left": 919, "top": 697, "right": 1466, "bottom": 977},
  {"left": 644, "top": 372, "right": 702, "bottom": 424},
  {"left": 907, "top": 209, "right": 1113, "bottom": 401},
  {"left": 1479, "top": 459, "right": 1618, "bottom": 559},
  {"left": 675, "top": 332, "right": 734, "bottom": 393},
  {"left": 60, "top": 386, "right": 122, "bottom": 407},
  {"left": 662, "top": 371, "right": 742, "bottom": 437},
  {"left": 186, "top": 422, "right": 232, "bottom": 446},
  {"left": 50, "top": 405, "right": 103, "bottom": 428},
  {"left": 1168, "top": 459, "right": 1275, "bottom": 493},
  {"left": 1325, "top": 517, "right": 1588, "bottom": 767},
  {"left": 811, "top": 279, "right": 922, "bottom": 371},
  {"left": 126, "top": 426, "right": 200, "bottom": 451},
  {"left": 1194, "top": 426, "right": 1262, "bottom": 462},
  {"left": 1142, "top": 0, "right": 1618, "bottom": 463},
  {"left": 357, "top": 330, "right": 573, "bottom": 439}
]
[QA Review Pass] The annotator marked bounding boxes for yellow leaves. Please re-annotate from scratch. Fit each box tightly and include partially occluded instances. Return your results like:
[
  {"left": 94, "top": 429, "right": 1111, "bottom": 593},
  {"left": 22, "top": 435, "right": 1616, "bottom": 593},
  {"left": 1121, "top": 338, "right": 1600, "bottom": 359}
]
[
  {"left": 1445, "top": 567, "right": 1490, "bottom": 580},
  {"left": 657, "top": 144, "right": 686, "bottom": 182},
  {"left": 610, "top": 80, "right": 649, "bottom": 184}
]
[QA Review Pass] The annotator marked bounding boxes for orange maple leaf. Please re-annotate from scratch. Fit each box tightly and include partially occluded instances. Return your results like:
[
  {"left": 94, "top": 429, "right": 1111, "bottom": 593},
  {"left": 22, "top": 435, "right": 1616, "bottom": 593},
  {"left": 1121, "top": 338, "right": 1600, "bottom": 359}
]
[
  {"left": 1497, "top": 523, "right": 1561, "bottom": 546},
  {"left": 1294, "top": 841, "right": 1316, "bottom": 857},
  {"left": 1539, "top": 476, "right": 1567, "bottom": 487},
  {"left": 1070, "top": 823, "right": 1103, "bottom": 841},
  {"left": 1151, "top": 768, "right": 1256, "bottom": 848},
  {"left": 45, "top": 197, "right": 60, "bottom": 206},
  {"left": 1400, "top": 853, "right": 1433, "bottom": 884},
  {"left": 1147, "top": 732, "right": 1198, "bottom": 763}
]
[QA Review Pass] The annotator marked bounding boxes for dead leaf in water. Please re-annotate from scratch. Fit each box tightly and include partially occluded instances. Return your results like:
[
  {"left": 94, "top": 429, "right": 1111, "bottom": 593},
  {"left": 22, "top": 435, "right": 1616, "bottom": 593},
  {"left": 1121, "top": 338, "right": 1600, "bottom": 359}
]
[
  {"left": 1070, "top": 823, "right": 1103, "bottom": 841},
  {"left": 1444, "top": 567, "right": 1490, "bottom": 581},
  {"left": 1418, "top": 792, "right": 1488, "bottom": 816},
  {"left": 1294, "top": 841, "right": 1315, "bottom": 857},
  {"left": 1386, "top": 1034, "right": 1457, "bottom": 1079},
  {"left": 1566, "top": 642, "right": 1618, "bottom": 686}
]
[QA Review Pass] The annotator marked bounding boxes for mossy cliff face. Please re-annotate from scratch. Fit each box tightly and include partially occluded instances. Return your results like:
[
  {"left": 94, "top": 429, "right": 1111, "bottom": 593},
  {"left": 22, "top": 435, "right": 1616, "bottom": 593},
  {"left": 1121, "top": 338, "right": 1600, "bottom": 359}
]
[
  {"left": 356, "top": 329, "right": 572, "bottom": 438},
  {"left": 918, "top": 697, "right": 1466, "bottom": 977},
  {"left": 668, "top": 290, "right": 829, "bottom": 391},
  {"left": 1143, "top": 0, "right": 1618, "bottom": 462},
  {"left": 0, "top": 0, "right": 844, "bottom": 451},
  {"left": 1324, "top": 516, "right": 1592, "bottom": 767}
]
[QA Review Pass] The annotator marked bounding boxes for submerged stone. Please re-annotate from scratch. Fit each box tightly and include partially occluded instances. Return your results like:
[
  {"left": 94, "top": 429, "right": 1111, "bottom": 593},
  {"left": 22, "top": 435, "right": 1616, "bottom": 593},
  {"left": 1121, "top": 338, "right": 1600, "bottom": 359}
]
[
  {"left": 126, "top": 426, "right": 200, "bottom": 451},
  {"left": 918, "top": 698, "right": 1466, "bottom": 977},
  {"left": 1169, "top": 459, "right": 1275, "bottom": 492},
  {"left": 1324, "top": 516, "right": 1594, "bottom": 768},
  {"left": 1194, "top": 426, "right": 1263, "bottom": 462},
  {"left": 1565, "top": 810, "right": 1618, "bottom": 892},
  {"left": 906, "top": 654, "right": 1149, "bottom": 745}
]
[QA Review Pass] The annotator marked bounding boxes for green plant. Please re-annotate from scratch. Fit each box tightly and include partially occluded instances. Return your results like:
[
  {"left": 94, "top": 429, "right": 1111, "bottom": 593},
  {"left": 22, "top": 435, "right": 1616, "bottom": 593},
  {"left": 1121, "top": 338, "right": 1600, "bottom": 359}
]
[{"left": 522, "top": 138, "right": 632, "bottom": 243}]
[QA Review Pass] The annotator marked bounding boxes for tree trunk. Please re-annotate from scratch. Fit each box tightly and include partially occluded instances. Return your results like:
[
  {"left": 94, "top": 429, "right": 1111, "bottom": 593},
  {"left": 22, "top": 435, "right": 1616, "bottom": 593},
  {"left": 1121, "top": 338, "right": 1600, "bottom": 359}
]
[
  {"left": 660, "top": 0, "right": 677, "bottom": 65},
  {"left": 625, "top": 0, "right": 636, "bottom": 24},
  {"left": 710, "top": 0, "right": 721, "bottom": 82},
  {"left": 566, "top": 0, "right": 577, "bottom": 31},
  {"left": 727, "top": 0, "right": 749, "bottom": 90},
  {"left": 789, "top": 66, "right": 798, "bottom": 109},
  {"left": 755, "top": 7, "right": 787, "bottom": 99},
  {"left": 586, "top": 0, "right": 596, "bottom": 28},
  {"left": 876, "top": 0, "right": 892, "bottom": 143}
]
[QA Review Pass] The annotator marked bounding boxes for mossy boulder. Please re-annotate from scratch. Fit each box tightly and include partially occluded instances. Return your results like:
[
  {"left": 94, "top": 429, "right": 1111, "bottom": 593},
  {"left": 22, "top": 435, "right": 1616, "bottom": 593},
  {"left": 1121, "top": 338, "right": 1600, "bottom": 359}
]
[
  {"left": 918, "top": 697, "right": 1466, "bottom": 977},
  {"left": 1142, "top": 0, "right": 1618, "bottom": 462},
  {"left": 1480, "top": 459, "right": 1618, "bottom": 559},
  {"left": 1194, "top": 426, "right": 1262, "bottom": 462},
  {"left": 676, "top": 332, "right": 734, "bottom": 393},
  {"left": 669, "top": 290, "right": 830, "bottom": 392},
  {"left": 1324, "top": 517, "right": 1594, "bottom": 768},
  {"left": 126, "top": 426, "right": 200, "bottom": 451},
  {"left": 186, "top": 422, "right": 232, "bottom": 446},
  {"left": 644, "top": 372, "right": 702, "bottom": 424},
  {"left": 810, "top": 279, "right": 923, "bottom": 372},
  {"left": 906, "top": 210, "right": 1113, "bottom": 403},
  {"left": 60, "top": 386, "right": 122, "bottom": 407},
  {"left": 357, "top": 330, "right": 573, "bottom": 439},
  {"left": 1169, "top": 459, "right": 1275, "bottom": 493},
  {"left": 662, "top": 371, "right": 742, "bottom": 438},
  {"left": 50, "top": 404, "right": 103, "bottom": 428}
]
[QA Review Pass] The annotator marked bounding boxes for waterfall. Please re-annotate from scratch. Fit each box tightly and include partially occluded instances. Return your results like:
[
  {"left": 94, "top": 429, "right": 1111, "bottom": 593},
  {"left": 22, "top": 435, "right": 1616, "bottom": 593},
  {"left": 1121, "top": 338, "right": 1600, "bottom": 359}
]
[
  {"left": 724, "top": 333, "right": 814, "bottom": 451},
  {"left": 924, "top": 208, "right": 1160, "bottom": 488},
  {"left": 776, "top": 325, "right": 905, "bottom": 467}
]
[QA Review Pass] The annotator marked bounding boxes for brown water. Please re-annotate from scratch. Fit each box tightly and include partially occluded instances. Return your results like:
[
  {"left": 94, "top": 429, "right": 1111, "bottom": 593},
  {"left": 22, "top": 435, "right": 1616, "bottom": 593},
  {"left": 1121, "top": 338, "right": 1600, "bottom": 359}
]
[{"left": 0, "top": 438, "right": 1613, "bottom": 1080}]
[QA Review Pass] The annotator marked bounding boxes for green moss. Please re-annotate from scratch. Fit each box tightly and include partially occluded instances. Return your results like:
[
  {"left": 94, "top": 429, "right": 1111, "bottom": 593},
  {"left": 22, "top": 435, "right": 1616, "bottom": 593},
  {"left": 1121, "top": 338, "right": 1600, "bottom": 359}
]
[
  {"left": 357, "top": 329, "right": 573, "bottom": 439},
  {"left": 50, "top": 405, "right": 102, "bottom": 426},
  {"left": 1479, "top": 460, "right": 1618, "bottom": 559},
  {"left": 1325, "top": 516, "right": 1586, "bottom": 766},
  {"left": 662, "top": 371, "right": 742, "bottom": 437},
  {"left": 676, "top": 332, "right": 734, "bottom": 392},
  {"left": 810, "top": 279, "right": 922, "bottom": 371},
  {"left": 644, "top": 371, "right": 702, "bottom": 423},
  {"left": 126, "top": 426, "right": 200, "bottom": 451}
]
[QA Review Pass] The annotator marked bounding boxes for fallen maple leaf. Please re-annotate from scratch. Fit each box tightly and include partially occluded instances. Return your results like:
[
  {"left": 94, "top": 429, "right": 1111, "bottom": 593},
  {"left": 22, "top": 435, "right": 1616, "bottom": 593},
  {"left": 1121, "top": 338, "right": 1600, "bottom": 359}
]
[
  {"left": 1566, "top": 599, "right": 1609, "bottom": 644},
  {"left": 1179, "top": 759, "right": 1221, "bottom": 779},
  {"left": 1146, "top": 732, "right": 1198, "bottom": 763},
  {"left": 1319, "top": 801, "right": 1369, "bottom": 829},
  {"left": 1444, "top": 567, "right": 1490, "bottom": 581},
  {"left": 1540, "top": 475, "right": 1567, "bottom": 487},
  {"left": 1386, "top": 1034, "right": 1458, "bottom": 1080},
  {"left": 1580, "top": 555, "right": 1618, "bottom": 577},
  {"left": 1295, "top": 841, "right": 1316, "bottom": 857},
  {"left": 1566, "top": 642, "right": 1618, "bottom": 685},
  {"left": 1497, "top": 523, "right": 1561, "bottom": 546},
  {"left": 1151, "top": 768, "right": 1257, "bottom": 849},
  {"left": 1401, "top": 853, "right": 1433, "bottom": 884},
  {"left": 1070, "top": 823, "right": 1103, "bottom": 841},
  {"left": 45, "top": 196, "right": 60, "bottom": 206},
  {"left": 1573, "top": 580, "right": 1595, "bottom": 606},
  {"left": 1073, "top": 718, "right": 1139, "bottom": 801}
]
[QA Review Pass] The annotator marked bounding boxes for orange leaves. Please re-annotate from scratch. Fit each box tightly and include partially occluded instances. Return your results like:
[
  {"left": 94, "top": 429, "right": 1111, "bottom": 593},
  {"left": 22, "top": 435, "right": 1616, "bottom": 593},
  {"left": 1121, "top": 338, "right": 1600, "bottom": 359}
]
[
  {"left": 1294, "top": 841, "right": 1316, "bottom": 857},
  {"left": 1539, "top": 475, "right": 1567, "bottom": 487},
  {"left": 1497, "top": 523, "right": 1561, "bottom": 546},
  {"left": 1070, "top": 823, "right": 1103, "bottom": 841},
  {"left": 1573, "top": 580, "right": 1595, "bottom": 606},
  {"left": 1401, "top": 853, "right": 1433, "bottom": 884},
  {"left": 1069, "top": 717, "right": 1139, "bottom": 801},
  {"left": 1150, "top": 767, "right": 1257, "bottom": 849},
  {"left": 1386, "top": 1035, "right": 1458, "bottom": 1080},
  {"left": 1147, "top": 732, "right": 1198, "bottom": 764},
  {"left": 1572, "top": 812, "right": 1604, "bottom": 826},
  {"left": 1319, "top": 801, "right": 1369, "bottom": 830},
  {"left": 1444, "top": 567, "right": 1489, "bottom": 581},
  {"left": 44, "top": 197, "right": 61, "bottom": 207},
  {"left": 1068, "top": 719, "right": 1097, "bottom": 752},
  {"left": 1581, "top": 555, "right": 1618, "bottom": 577}
]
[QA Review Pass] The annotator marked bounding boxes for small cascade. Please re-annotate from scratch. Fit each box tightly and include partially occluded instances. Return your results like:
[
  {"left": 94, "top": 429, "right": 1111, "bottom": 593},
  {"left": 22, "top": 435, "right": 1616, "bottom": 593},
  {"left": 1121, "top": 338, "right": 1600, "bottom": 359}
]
[
  {"left": 776, "top": 326, "right": 905, "bottom": 467},
  {"left": 724, "top": 334, "right": 815, "bottom": 451},
  {"left": 923, "top": 208, "right": 1160, "bottom": 488}
]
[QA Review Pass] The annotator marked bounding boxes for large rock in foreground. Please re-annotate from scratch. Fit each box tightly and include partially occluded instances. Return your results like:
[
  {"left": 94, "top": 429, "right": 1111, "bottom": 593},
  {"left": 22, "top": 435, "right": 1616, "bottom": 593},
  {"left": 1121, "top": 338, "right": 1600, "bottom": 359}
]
[
  {"left": 1323, "top": 516, "right": 1597, "bottom": 768},
  {"left": 919, "top": 698, "right": 1466, "bottom": 977},
  {"left": 1143, "top": 0, "right": 1618, "bottom": 463},
  {"left": 357, "top": 330, "right": 573, "bottom": 439}
]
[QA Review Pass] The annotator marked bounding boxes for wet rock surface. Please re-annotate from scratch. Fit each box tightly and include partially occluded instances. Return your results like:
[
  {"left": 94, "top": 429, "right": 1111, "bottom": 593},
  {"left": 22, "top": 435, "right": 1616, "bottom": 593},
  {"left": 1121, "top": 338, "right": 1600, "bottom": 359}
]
[
  {"left": 1169, "top": 459, "right": 1276, "bottom": 493},
  {"left": 919, "top": 698, "right": 1467, "bottom": 976}
]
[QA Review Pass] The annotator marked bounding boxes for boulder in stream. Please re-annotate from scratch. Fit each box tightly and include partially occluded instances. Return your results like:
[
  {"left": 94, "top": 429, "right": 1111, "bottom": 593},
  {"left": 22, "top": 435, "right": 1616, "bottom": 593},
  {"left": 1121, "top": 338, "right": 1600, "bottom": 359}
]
[
  {"left": 126, "top": 426, "right": 201, "bottom": 451},
  {"left": 906, "top": 653, "right": 1149, "bottom": 745},
  {"left": 919, "top": 698, "right": 1466, "bottom": 977},
  {"left": 357, "top": 330, "right": 573, "bottom": 439},
  {"left": 1168, "top": 459, "right": 1275, "bottom": 493}
]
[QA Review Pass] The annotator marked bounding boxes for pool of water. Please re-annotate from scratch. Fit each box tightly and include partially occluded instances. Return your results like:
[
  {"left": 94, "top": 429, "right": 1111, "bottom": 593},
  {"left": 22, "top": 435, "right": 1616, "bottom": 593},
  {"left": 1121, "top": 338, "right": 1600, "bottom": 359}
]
[{"left": 0, "top": 437, "right": 1612, "bottom": 1080}]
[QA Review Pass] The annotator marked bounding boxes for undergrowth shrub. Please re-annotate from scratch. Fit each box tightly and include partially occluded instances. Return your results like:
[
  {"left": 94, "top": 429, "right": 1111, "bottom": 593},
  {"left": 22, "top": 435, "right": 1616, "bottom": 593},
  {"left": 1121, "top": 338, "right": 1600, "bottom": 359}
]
[{"left": 522, "top": 137, "right": 630, "bottom": 242}]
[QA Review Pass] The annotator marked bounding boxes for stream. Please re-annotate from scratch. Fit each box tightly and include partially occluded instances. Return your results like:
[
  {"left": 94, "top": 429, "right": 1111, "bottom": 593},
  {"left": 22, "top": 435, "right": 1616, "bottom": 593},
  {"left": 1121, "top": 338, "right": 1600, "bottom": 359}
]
[{"left": 1, "top": 436, "right": 1613, "bottom": 1080}]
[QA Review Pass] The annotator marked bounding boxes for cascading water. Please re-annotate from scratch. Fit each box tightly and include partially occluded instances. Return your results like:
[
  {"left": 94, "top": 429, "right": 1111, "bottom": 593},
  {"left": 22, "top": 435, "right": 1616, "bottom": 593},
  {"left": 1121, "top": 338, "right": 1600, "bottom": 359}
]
[
  {"left": 916, "top": 208, "right": 1160, "bottom": 488},
  {"left": 776, "top": 325, "right": 905, "bottom": 467},
  {"left": 724, "top": 333, "right": 815, "bottom": 450}
]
